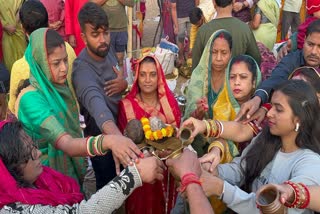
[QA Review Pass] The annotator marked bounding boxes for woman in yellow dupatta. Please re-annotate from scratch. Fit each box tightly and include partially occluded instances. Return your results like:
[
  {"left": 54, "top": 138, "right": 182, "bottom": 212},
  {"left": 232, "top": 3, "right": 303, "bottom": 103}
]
[
  {"left": 203, "top": 55, "right": 262, "bottom": 166},
  {"left": 0, "top": 0, "right": 27, "bottom": 71},
  {"left": 250, "top": 0, "right": 280, "bottom": 50}
]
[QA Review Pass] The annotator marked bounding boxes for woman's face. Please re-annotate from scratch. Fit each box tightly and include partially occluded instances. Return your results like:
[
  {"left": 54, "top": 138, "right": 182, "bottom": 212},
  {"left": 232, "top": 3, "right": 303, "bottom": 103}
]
[
  {"left": 48, "top": 45, "right": 68, "bottom": 85},
  {"left": 138, "top": 61, "right": 158, "bottom": 95},
  {"left": 229, "top": 61, "right": 255, "bottom": 104},
  {"left": 267, "top": 91, "right": 299, "bottom": 139},
  {"left": 211, "top": 37, "right": 231, "bottom": 72},
  {"left": 20, "top": 132, "right": 43, "bottom": 185}
]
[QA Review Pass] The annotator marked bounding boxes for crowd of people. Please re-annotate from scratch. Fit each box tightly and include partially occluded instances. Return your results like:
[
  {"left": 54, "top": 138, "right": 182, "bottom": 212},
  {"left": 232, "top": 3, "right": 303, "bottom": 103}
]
[{"left": 0, "top": 0, "right": 320, "bottom": 214}]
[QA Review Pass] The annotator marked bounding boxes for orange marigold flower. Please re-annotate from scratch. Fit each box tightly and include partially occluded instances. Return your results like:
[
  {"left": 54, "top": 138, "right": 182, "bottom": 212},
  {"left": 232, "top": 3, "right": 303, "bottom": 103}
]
[
  {"left": 156, "top": 130, "right": 163, "bottom": 139},
  {"left": 166, "top": 126, "right": 174, "bottom": 137}
]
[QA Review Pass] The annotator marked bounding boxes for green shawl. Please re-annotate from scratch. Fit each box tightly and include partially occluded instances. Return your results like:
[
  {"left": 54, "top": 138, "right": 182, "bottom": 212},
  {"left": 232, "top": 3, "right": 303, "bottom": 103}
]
[
  {"left": 184, "top": 29, "right": 231, "bottom": 120},
  {"left": 252, "top": 0, "right": 280, "bottom": 50},
  {"left": 17, "top": 28, "right": 85, "bottom": 183}
]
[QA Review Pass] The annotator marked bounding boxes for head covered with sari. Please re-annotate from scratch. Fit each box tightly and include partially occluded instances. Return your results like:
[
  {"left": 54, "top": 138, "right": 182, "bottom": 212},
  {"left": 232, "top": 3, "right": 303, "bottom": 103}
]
[
  {"left": 184, "top": 29, "right": 232, "bottom": 119},
  {"left": 17, "top": 28, "right": 84, "bottom": 182},
  {"left": 213, "top": 55, "right": 262, "bottom": 121},
  {"left": 25, "top": 28, "right": 80, "bottom": 134},
  {"left": 119, "top": 55, "right": 181, "bottom": 130},
  {"left": 0, "top": 120, "right": 83, "bottom": 208}
]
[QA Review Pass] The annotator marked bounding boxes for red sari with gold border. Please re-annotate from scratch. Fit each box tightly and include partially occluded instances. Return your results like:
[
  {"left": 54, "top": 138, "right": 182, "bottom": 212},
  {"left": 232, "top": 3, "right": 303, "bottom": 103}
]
[{"left": 118, "top": 55, "right": 181, "bottom": 214}]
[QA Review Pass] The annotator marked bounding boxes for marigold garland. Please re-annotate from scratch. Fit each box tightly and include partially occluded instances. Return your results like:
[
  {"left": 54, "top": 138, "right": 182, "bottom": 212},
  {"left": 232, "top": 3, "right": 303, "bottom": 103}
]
[{"left": 140, "top": 117, "right": 174, "bottom": 140}]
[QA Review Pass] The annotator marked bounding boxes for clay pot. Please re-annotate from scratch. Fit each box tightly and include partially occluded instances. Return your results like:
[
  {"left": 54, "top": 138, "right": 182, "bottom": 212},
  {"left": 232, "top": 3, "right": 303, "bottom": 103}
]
[{"left": 256, "top": 184, "right": 287, "bottom": 214}]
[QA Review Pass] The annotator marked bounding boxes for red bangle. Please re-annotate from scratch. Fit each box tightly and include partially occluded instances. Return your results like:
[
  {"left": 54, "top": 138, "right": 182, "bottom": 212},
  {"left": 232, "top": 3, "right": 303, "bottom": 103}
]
[
  {"left": 178, "top": 172, "right": 201, "bottom": 193},
  {"left": 299, "top": 183, "right": 310, "bottom": 209},
  {"left": 283, "top": 181, "right": 300, "bottom": 208},
  {"left": 261, "top": 103, "right": 272, "bottom": 112}
]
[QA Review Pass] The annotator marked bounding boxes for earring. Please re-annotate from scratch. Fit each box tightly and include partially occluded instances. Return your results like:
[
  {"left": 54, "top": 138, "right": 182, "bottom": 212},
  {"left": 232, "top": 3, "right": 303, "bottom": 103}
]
[{"left": 295, "top": 123, "right": 300, "bottom": 132}]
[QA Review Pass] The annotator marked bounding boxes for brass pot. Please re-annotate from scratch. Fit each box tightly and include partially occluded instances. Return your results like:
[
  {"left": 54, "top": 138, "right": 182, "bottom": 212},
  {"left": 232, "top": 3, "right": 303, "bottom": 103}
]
[
  {"left": 256, "top": 184, "right": 287, "bottom": 214},
  {"left": 179, "top": 127, "right": 193, "bottom": 146}
]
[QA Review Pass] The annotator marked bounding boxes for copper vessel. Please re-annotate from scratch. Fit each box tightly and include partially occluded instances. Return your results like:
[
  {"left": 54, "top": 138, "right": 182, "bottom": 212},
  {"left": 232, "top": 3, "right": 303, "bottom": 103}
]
[{"left": 256, "top": 184, "right": 287, "bottom": 214}]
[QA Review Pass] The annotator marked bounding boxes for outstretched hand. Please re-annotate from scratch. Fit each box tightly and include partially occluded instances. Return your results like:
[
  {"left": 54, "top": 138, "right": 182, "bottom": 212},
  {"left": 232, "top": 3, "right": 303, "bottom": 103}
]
[
  {"left": 108, "top": 135, "right": 143, "bottom": 175},
  {"left": 178, "top": 117, "right": 206, "bottom": 140},
  {"left": 235, "top": 96, "right": 261, "bottom": 122},
  {"left": 199, "top": 147, "right": 221, "bottom": 172},
  {"left": 136, "top": 156, "right": 166, "bottom": 183},
  {"left": 104, "top": 66, "right": 128, "bottom": 96},
  {"left": 166, "top": 148, "right": 201, "bottom": 180}
]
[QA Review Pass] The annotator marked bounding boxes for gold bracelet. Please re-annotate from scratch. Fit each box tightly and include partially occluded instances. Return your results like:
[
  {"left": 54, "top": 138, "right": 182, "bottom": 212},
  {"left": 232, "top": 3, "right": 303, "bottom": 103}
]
[
  {"left": 208, "top": 140, "right": 225, "bottom": 163},
  {"left": 203, "top": 120, "right": 211, "bottom": 138}
]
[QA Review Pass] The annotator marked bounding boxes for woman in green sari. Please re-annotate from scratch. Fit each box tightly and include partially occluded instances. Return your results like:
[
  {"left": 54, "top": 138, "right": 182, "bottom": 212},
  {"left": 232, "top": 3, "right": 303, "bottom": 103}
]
[
  {"left": 250, "top": 0, "right": 280, "bottom": 50},
  {"left": 184, "top": 29, "right": 232, "bottom": 120},
  {"left": 0, "top": 0, "right": 27, "bottom": 71},
  {"left": 15, "top": 28, "right": 142, "bottom": 184}
]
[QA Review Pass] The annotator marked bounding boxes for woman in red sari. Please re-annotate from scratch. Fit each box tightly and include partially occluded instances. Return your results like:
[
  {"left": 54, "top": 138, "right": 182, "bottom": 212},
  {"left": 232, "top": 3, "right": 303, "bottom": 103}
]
[{"left": 118, "top": 55, "right": 181, "bottom": 214}]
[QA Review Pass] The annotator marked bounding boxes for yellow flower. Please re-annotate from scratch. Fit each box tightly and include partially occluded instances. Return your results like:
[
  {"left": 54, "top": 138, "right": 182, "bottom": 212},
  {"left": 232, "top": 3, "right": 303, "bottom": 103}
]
[
  {"left": 145, "top": 130, "right": 152, "bottom": 140},
  {"left": 140, "top": 117, "right": 149, "bottom": 126},
  {"left": 161, "top": 128, "right": 167, "bottom": 137},
  {"left": 143, "top": 124, "right": 151, "bottom": 132},
  {"left": 153, "top": 131, "right": 159, "bottom": 140}
]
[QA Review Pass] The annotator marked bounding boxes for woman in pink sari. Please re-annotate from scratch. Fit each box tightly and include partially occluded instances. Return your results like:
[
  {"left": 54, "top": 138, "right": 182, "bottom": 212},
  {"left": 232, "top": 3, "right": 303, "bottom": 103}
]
[{"left": 118, "top": 55, "right": 181, "bottom": 214}]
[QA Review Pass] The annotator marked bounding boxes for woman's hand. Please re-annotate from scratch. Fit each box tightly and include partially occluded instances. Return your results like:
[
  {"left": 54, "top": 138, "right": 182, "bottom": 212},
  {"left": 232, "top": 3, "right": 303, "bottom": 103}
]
[
  {"left": 136, "top": 156, "right": 166, "bottom": 183},
  {"left": 3, "top": 25, "right": 16, "bottom": 35},
  {"left": 199, "top": 147, "right": 221, "bottom": 172},
  {"left": 192, "top": 97, "right": 208, "bottom": 119},
  {"left": 178, "top": 117, "right": 206, "bottom": 139},
  {"left": 269, "top": 183, "right": 295, "bottom": 205},
  {"left": 233, "top": 2, "right": 244, "bottom": 12}
]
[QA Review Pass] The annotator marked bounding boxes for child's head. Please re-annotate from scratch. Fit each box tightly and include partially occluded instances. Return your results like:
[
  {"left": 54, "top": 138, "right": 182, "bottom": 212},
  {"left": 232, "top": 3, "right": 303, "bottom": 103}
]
[
  {"left": 307, "top": 0, "right": 320, "bottom": 18},
  {"left": 189, "top": 7, "right": 205, "bottom": 27}
]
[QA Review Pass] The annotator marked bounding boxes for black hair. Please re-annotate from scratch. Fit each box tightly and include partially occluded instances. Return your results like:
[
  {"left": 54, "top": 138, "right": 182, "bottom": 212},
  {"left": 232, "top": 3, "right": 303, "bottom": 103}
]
[
  {"left": 19, "top": 0, "right": 48, "bottom": 35},
  {"left": 291, "top": 67, "right": 320, "bottom": 93},
  {"left": 306, "top": 19, "right": 320, "bottom": 37},
  {"left": 140, "top": 56, "right": 157, "bottom": 65},
  {"left": 189, "top": 7, "right": 203, "bottom": 25},
  {"left": 214, "top": 0, "right": 233, "bottom": 8},
  {"left": 0, "top": 122, "right": 37, "bottom": 187},
  {"left": 241, "top": 80, "right": 320, "bottom": 192},
  {"left": 16, "top": 79, "right": 30, "bottom": 98},
  {"left": 46, "top": 29, "right": 65, "bottom": 55},
  {"left": 230, "top": 55, "right": 257, "bottom": 83},
  {"left": 0, "top": 63, "right": 10, "bottom": 94},
  {"left": 78, "top": 2, "right": 109, "bottom": 32},
  {"left": 212, "top": 30, "right": 233, "bottom": 50}
]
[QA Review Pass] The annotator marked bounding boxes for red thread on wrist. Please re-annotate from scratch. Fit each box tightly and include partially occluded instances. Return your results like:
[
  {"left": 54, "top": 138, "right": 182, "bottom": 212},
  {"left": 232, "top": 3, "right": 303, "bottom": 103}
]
[{"left": 178, "top": 172, "right": 201, "bottom": 193}]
